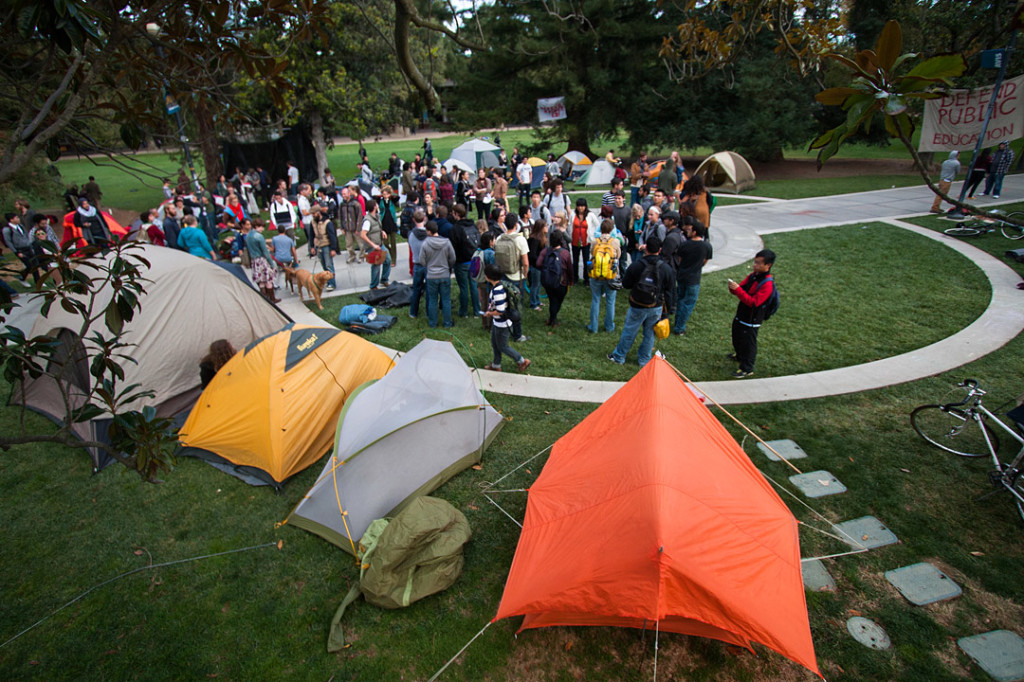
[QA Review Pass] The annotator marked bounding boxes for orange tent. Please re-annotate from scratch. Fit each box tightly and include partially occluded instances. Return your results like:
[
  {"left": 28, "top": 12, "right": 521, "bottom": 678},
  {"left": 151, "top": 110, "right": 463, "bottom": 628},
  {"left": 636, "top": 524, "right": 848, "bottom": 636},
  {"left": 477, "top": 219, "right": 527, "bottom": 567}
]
[
  {"left": 492, "top": 357, "right": 820, "bottom": 677},
  {"left": 61, "top": 210, "right": 129, "bottom": 252}
]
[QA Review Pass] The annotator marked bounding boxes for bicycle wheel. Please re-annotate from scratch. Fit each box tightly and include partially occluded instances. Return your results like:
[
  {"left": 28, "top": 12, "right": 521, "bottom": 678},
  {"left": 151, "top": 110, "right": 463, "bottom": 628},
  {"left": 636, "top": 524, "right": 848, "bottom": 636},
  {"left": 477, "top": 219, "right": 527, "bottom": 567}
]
[
  {"left": 1011, "top": 468, "right": 1024, "bottom": 522},
  {"left": 944, "top": 224, "right": 981, "bottom": 237},
  {"left": 910, "top": 405, "right": 999, "bottom": 458},
  {"left": 1000, "top": 212, "right": 1024, "bottom": 240}
]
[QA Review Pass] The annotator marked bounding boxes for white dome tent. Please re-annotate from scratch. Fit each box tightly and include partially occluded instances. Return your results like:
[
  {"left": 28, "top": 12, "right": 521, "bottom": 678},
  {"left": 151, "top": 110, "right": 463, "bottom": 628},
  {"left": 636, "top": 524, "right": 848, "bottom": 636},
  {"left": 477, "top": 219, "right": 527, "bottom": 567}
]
[{"left": 694, "top": 151, "right": 756, "bottom": 194}]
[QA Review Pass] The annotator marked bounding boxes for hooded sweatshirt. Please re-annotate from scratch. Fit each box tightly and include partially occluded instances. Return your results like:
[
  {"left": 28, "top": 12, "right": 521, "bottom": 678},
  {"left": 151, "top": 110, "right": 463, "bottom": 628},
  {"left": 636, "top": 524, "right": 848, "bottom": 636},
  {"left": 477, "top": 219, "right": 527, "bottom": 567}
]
[
  {"left": 419, "top": 234, "right": 456, "bottom": 279},
  {"left": 408, "top": 224, "right": 429, "bottom": 264},
  {"left": 939, "top": 151, "right": 960, "bottom": 182}
]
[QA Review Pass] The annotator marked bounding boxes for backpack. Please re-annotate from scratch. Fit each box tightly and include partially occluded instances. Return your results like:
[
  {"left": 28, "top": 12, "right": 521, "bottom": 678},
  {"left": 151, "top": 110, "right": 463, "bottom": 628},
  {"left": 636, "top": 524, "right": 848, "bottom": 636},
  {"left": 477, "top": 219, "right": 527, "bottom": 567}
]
[
  {"left": 631, "top": 259, "right": 661, "bottom": 307},
  {"left": 470, "top": 248, "right": 486, "bottom": 283},
  {"left": 462, "top": 222, "right": 480, "bottom": 251},
  {"left": 753, "top": 275, "right": 780, "bottom": 321},
  {"left": 494, "top": 233, "right": 521, "bottom": 276},
  {"left": 399, "top": 204, "right": 416, "bottom": 238},
  {"left": 500, "top": 281, "right": 521, "bottom": 322},
  {"left": 541, "top": 247, "right": 563, "bottom": 289},
  {"left": 589, "top": 238, "right": 616, "bottom": 280}
]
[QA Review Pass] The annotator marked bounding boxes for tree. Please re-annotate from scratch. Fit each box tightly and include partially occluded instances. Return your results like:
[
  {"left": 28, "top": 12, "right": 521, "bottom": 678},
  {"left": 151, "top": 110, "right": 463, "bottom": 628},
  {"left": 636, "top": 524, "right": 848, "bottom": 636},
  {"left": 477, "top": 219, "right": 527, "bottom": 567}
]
[
  {"left": 0, "top": 0, "right": 328, "bottom": 188},
  {"left": 1, "top": 240, "right": 178, "bottom": 481},
  {"left": 808, "top": 21, "right": 1014, "bottom": 218},
  {"left": 451, "top": 0, "right": 664, "bottom": 157}
]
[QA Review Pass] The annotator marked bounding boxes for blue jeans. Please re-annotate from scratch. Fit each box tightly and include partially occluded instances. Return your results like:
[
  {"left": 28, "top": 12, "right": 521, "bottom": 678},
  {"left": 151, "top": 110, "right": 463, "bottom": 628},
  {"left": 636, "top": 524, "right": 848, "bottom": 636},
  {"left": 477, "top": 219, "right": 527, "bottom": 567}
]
[
  {"left": 318, "top": 246, "right": 336, "bottom": 288},
  {"left": 426, "top": 277, "right": 453, "bottom": 327},
  {"left": 630, "top": 186, "right": 640, "bottom": 206},
  {"left": 673, "top": 282, "right": 700, "bottom": 333},
  {"left": 610, "top": 305, "right": 662, "bottom": 367},
  {"left": 992, "top": 173, "right": 1007, "bottom": 196},
  {"left": 453, "top": 262, "right": 480, "bottom": 316},
  {"left": 409, "top": 263, "right": 426, "bottom": 316},
  {"left": 528, "top": 267, "right": 542, "bottom": 308},
  {"left": 370, "top": 249, "right": 391, "bottom": 289},
  {"left": 588, "top": 279, "right": 617, "bottom": 332}
]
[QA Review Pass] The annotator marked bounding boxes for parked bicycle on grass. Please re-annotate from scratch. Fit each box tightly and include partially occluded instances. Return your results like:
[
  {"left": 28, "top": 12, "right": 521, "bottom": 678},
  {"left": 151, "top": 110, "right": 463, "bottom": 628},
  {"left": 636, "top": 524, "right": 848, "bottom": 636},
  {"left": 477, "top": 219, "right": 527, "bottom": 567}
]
[{"left": 911, "top": 379, "right": 1024, "bottom": 521}]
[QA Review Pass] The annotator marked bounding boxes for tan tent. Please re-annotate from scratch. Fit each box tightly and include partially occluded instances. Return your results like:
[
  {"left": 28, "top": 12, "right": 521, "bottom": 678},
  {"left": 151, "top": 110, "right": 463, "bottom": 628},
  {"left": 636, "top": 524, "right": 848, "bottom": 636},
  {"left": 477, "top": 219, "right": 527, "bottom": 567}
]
[
  {"left": 11, "top": 245, "right": 290, "bottom": 471},
  {"left": 694, "top": 151, "right": 756, "bottom": 194}
]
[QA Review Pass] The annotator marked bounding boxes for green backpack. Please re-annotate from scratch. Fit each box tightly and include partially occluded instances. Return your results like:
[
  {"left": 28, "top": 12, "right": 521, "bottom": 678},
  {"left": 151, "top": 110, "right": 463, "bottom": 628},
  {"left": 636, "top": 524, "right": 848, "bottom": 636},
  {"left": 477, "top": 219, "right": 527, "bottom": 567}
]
[{"left": 327, "top": 497, "right": 471, "bottom": 651}]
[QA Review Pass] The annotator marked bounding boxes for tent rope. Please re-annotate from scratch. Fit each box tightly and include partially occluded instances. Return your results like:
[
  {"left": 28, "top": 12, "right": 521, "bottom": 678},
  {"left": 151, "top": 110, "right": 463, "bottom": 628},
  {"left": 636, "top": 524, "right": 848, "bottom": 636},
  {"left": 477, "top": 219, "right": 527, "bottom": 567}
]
[
  {"left": 482, "top": 444, "right": 553, "bottom": 491},
  {"left": 0, "top": 542, "right": 279, "bottom": 650},
  {"left": 665, "top": 361, "right": 804, "bottom": 475},
  {"left": 653, "top": 619, "right": 660, "bottom": 682},
  {"left": 484, "top": 494, "right": 522, "bottom": 528},
  {"left": 426, "top": 620, "right": 493, "bottom": 682}
]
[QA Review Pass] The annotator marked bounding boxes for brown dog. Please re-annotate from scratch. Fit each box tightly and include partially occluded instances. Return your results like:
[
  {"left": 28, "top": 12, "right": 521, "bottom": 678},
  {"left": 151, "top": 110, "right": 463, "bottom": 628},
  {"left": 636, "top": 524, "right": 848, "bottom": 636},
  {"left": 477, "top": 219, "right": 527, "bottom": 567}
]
[
  {"left": 287, "top": 267, "right": 333, "bottom": 309},
  {"left": 281, "top": 264, "right": 299, "bottom": 293}
]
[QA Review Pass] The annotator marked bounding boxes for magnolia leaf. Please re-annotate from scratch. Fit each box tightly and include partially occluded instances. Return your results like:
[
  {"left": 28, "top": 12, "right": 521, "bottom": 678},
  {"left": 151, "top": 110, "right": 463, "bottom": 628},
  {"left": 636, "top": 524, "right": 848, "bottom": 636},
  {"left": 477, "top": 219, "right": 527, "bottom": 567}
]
[
  {"left": 900, "top": 76, "right": 948, "bottom": 93},
  {"left": 816, "top": 87, "right": 860, "bottom": 106},
  {"left": 845, "top": 96, "right": 877, "bottom": 132},
  {"left": 855, "top": 50, "right": 881, "bottom": 79},
  {"left": 891, "top": 52, "right": 919, "bottom": 72},
  {"left": 905, "top": 53, "right": 967, "bottom": 80},
  {"left": 825, "top": 53, "right": 865, "bottom": 75},
  {"left": 884, "top": 95, "right": 908, "bottom": 116},
  {"left": 875, "top": 20, "right": 903, "bottom": 72},
  {"left": 808, "top": 129, "right": 836, "bottom": 151}
]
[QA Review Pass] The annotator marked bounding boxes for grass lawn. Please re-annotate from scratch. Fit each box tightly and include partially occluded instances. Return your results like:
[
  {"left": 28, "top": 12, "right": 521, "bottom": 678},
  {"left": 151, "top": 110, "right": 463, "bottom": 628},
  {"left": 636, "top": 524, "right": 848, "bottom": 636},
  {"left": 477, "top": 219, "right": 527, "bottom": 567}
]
[
  {"left": 308, "top": 222, "right": 990, "bottom": 382},
  {"left": 754, "top": 175, "right": 925, "bottom": 200},
  {"left": 4, "top": 170, "right": 1023, "bottom": 682}
]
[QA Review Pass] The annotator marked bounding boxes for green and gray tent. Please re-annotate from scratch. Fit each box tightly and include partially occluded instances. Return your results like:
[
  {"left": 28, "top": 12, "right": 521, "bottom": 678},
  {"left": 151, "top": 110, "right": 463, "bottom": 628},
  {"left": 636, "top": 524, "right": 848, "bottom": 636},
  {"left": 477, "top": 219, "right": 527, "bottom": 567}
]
[{"left": 287, "top": 339, "right": 503, "bottom": 554}]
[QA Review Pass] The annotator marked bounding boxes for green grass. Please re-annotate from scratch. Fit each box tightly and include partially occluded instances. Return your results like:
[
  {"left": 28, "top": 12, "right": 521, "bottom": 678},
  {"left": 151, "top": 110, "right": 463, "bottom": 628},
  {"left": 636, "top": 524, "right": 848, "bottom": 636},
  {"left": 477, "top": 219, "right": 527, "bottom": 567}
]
[
  {"left": 754, "top": 175, "right": 926, "bottom": 199},
  {"left": 5, "top": 163, "right": 1023, "bottom": 681},
  {"left": 309, "top": 222, "right": 990, "bottom": 382}
]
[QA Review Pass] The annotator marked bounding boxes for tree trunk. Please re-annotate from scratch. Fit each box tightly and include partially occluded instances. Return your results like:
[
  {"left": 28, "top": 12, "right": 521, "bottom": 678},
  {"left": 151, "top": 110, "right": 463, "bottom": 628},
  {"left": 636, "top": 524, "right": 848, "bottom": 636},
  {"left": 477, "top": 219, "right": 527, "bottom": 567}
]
[
  {"left": 565, "top": 122, "right": 594, "bottom": 159},
  {"left": 310, "top": 109, "right": 329, "bottom": 186},
  {"left": 192, "top": 97, "right": 222, "bottom": 187}
]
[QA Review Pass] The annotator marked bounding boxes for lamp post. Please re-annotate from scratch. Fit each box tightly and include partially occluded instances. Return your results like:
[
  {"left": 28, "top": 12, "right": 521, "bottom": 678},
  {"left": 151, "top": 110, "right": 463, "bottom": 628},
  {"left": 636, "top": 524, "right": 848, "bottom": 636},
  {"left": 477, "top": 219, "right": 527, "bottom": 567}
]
[{"left": 146, "top": 23, "right": 210, "bottom": 234}]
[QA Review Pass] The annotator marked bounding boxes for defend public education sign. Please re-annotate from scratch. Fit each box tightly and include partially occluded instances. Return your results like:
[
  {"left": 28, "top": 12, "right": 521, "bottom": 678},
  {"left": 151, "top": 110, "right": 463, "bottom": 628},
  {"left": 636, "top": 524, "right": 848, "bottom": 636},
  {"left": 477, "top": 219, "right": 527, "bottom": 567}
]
[
  {"left": 537, "top": 97, "right": 567, "bottom": 123},
  {"left": 920, "top": 74, "right": 1024, "bottom": 151}
]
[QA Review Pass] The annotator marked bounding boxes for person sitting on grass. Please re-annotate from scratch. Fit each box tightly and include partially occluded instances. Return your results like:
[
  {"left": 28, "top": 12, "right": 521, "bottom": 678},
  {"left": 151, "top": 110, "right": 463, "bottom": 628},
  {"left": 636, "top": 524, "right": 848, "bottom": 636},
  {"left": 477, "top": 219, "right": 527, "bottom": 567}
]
[{"left": 482, "top": 264, "right": 531, "bottom": 373}]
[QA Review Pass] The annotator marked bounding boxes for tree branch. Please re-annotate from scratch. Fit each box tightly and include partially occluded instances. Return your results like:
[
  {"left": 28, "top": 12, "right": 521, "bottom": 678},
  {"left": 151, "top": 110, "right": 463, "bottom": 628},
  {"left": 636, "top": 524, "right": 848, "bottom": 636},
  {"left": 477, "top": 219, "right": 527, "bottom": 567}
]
[{"left": 396, "top": 0, "right": 486, "bottom": 51}]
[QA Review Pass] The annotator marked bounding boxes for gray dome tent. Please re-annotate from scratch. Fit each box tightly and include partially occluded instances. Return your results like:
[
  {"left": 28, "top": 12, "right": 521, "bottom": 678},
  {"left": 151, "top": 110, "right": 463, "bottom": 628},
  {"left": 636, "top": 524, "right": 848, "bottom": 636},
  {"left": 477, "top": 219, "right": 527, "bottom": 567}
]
[
  {"left": 287, "top": 338, "right": 504, "bottom": 554},
  {"left": 694, "top": 151, "right": 756, "bottom": 194}
]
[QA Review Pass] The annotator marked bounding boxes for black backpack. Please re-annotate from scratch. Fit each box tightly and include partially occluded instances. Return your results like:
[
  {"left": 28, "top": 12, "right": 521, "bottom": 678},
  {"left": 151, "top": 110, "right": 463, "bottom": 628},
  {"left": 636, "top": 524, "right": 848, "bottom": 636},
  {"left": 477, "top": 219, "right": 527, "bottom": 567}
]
[
  {"left": 630, "top": 259, "right": 661, "bottom": 307},
  {"left": 753, "top": 275, "right": 780, "bottom": 320},
  {"left": 399, "top": 204, "right": 416, "bottom": 238},
  {"left": 462, "top": 222, "right": 480, "bottom": 251},
  {"left": 541, "top": 248, "right": 563, "bottom": 289}
]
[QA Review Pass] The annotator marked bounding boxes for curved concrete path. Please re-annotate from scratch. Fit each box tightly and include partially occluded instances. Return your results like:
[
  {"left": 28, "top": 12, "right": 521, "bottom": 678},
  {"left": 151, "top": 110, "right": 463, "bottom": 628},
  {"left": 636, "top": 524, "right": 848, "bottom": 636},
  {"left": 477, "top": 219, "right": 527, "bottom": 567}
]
[{"left": 272, "top": 179, "right": 1024, "bottom": 405}]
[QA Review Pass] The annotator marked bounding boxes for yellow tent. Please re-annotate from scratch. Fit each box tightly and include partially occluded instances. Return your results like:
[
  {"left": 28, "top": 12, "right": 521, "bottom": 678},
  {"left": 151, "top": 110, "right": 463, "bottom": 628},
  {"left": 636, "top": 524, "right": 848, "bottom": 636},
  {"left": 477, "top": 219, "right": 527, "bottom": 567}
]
[{"left": 178, "top": 323, "right": 394, "bottom": 487}]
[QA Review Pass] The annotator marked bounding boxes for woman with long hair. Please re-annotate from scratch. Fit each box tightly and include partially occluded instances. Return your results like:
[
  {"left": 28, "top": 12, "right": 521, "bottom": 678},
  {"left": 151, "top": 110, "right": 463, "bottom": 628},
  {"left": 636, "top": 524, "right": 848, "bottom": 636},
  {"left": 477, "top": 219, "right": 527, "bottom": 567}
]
[
  {"left": 570, "top": 198, "right": 599, "bottom": 285},
  {"left": 200, "top": 339, "right": 236, "bottom": 388},
  {"left": 526, "top": 220, "right": 548, "bottom": 310},
  {"left": 680, "top": 175, "right": 711, "bottom": 228}
]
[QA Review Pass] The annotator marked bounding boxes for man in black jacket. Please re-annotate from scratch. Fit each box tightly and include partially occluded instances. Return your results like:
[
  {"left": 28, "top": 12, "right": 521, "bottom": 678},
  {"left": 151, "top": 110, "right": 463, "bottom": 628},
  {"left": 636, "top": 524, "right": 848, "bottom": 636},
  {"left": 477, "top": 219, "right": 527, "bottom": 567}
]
[
  {"left": 608, "top": 236, "right": 675, "bottom": 367},
  {"left": 447, "top": 203, "right": 482, "bottom": 316}
]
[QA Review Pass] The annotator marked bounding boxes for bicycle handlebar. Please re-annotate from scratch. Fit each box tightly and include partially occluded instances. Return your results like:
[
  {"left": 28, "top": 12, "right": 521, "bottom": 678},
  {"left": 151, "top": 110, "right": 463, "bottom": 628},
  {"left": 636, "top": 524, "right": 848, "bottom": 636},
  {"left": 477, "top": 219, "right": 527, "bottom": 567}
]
[{"left": 959, "top": 379, "right": 979, "bottom": 389}]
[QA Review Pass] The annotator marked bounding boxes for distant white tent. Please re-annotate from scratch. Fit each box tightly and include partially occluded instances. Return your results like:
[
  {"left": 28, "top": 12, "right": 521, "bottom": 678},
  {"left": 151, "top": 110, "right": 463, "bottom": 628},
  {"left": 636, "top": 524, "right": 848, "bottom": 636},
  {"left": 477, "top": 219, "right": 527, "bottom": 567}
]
[
  {"left": 694, "top": 151, "right": 757, "bottom": 194},
  {"left": 557, "top": 151, "right": 592, "bottom": 179},
  {"left": 449, "top": 138, "right": 502, "bottom": 172},
  {"left": 287, "top": 339, "right": 505, "bottom": 554},
  {"left": 579, "top": 159, "right": 617, "bottom": 186},
  {"left": 442, "top": 157, "right": 473, "bottom": 174}
]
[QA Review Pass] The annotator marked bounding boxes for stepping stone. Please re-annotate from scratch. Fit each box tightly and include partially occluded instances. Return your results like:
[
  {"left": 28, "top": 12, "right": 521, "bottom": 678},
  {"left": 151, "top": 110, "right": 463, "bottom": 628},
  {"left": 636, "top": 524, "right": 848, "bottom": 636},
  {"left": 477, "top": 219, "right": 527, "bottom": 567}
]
[
  {"left": 834, "top": 516, "right": 899, "bottom": 550},
  {"left": 884, "top": 562, "right": 962, "bottom": 606},
  {"left": 801, "top": 559, "right": 836, "bottom": 592},
  {"left": 789, "top": 470, "right": 846, "bottom": 498},
  {"left": 958, "top": 630, "right": 1024, "bottom": 681},
  {"left": 846, "top": 616, "right": 891, "bottom": 650},
  {"left": 757, "top": 439, "right": 807, "bottom": 462}
]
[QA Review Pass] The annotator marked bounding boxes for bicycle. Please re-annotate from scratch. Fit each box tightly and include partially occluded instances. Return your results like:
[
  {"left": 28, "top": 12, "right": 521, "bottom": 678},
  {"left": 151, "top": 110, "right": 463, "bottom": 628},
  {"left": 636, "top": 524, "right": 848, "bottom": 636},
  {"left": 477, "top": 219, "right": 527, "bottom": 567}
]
[
  {"left": 941, "top": 209, "right": 1024, "bottom": 239},
  {"left": 911, "top": 380, "right": 1024, "bottom": 521}
]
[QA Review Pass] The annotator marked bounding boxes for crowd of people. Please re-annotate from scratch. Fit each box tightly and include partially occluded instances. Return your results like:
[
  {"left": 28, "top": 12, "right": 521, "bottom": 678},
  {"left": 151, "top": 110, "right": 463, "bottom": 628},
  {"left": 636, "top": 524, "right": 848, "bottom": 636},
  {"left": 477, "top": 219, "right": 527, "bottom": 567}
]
[{"left": 2, "top": 143, "right": 778, "bottom": 377}]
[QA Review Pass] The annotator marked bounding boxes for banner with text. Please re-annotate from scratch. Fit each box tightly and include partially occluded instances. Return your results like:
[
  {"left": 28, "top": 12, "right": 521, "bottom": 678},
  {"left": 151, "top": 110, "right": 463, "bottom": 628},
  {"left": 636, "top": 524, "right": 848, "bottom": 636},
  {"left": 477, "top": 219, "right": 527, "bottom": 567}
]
[
  {"left": 920, "top": 75, "right": 1024, "bottom": 151},
  {"left": 537, "top": 97, "right": 567, "bottom": 123}
]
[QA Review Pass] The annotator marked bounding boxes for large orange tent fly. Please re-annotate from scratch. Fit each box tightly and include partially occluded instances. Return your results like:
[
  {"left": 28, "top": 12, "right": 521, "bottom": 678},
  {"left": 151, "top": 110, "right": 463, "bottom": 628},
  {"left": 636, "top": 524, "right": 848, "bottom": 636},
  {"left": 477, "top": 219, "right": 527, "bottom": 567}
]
[{"left": 492, "top": 357, "right": 821, "bottom": 677}]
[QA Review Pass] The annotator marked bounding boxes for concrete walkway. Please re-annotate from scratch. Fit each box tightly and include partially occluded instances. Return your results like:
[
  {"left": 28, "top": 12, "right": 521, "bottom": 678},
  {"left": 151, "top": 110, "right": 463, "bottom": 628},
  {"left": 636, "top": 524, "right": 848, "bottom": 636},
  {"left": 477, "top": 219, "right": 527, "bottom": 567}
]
[{"left": 272, "top": 177, "right": 1024, "bottom": 405}]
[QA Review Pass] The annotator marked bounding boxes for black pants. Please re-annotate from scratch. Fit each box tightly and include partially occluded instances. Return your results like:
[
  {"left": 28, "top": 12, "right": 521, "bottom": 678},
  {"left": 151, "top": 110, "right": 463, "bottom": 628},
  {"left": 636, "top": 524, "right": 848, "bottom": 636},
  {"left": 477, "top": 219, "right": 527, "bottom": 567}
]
[
  {"left": 571, "top": 244, "right": 590, "bottom": 284},
  {"left": 546, "top": 284, "right": 567, "bottom": 324},
  {"left": 965, "top": 169, "right": 986, "bottom": 197},
  {"left": 731, "top": 318, "right": 760, "bottom": 372}
]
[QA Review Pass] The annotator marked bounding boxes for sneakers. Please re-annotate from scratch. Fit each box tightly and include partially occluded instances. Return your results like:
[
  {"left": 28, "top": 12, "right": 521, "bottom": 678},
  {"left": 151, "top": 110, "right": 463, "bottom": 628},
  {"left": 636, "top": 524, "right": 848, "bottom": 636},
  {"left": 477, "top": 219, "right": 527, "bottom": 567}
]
[
  {"left": 967, "top": 196, "right": 975, "bottom": 200},
  {"left": 517, "top": 358, "right": 531, "bottom": 372},
  {"left": 531, "top": 305, "right": 543, "bottom": 311},
  {"left": 325, "top": 284, "right": 335, "bottom": 291},
  {"left": 672, "top": 329, "right": 687, "bottom": 336},
  {"left": 726, "top": 352, "right": 738, "bottom": 361},
  {"left": 607, "top": 353, "right": 624, "bottom": 365},
  {"left": 515, "top": 335, "right": 529, "bottom": 342},
  {"left": 994, "top": 194, "right": 1001, "bottom": 198},
  {"left": 731, "top": 369, "right": 754, "bottom": 378}
]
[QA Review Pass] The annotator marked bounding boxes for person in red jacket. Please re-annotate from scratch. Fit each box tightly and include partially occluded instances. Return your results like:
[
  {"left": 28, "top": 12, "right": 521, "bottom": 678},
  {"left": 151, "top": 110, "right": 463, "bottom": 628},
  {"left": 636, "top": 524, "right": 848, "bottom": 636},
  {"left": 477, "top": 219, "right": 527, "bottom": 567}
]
[{"left": 728, "top": 249, "right": 775, "bottom": 378}]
